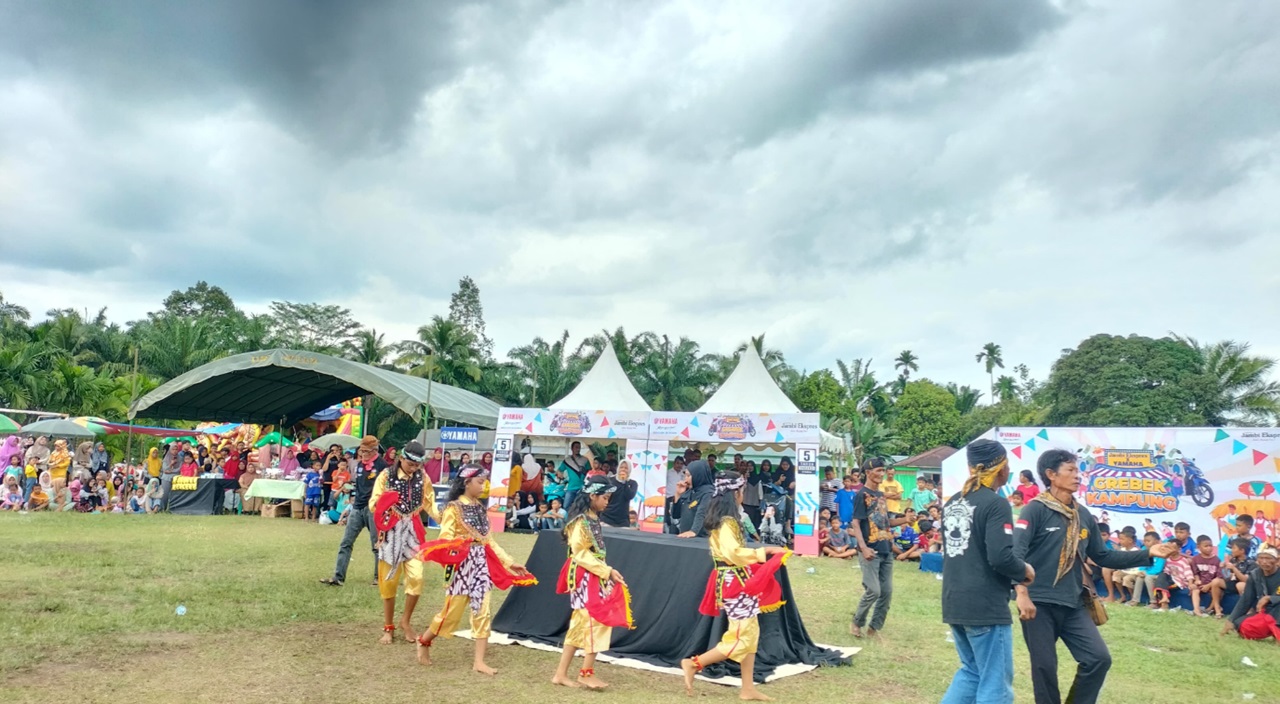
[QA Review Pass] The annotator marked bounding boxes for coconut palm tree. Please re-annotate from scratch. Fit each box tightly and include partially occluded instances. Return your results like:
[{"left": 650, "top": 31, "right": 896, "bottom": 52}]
[
  {"left": 136, "top": 316, "right": 223, "bottom": 381},
  {"left": 995, "top": 375, "right": 1019, "bottom": 403},
  {"left": 0, "top": 342, "right": 46, "bottom": 408},
  {"left": 734, "top": 333, "right": 800, "bottom": 388},
  {"left": 395, "top": 316, "right": 483, "bottom": 389},
  {"left": 1173, "top": 335, "right": 1280, "bottom": 425},
  {"left": 848, "top": 413, "right": 898, "bottom": 467},
  {"left": 508, "top": 330, "right": 588, "bottom": 407},
  {"left": 0, "top": 291, "right": 30, "bottom": 325},
  {"left": 636, "top": 335, "right": 717, "bottom": 411},
  {"left": 945, "top": 383, "right": 984, "bottom": 415},
  {"left": 975, "top": 342, "right": 1004, "bottom": 400},
  {"left": 345, "top": 328, "right": 392, "bottom": 367},
  {"left": 836, "top": 357, "right": 890, "bottom": 414},
  {"left": 578, "top": 327, "right": 658, "bottom": 377},
  {"left": 894, "top": 350, "right": 919, "bottom": 378}
]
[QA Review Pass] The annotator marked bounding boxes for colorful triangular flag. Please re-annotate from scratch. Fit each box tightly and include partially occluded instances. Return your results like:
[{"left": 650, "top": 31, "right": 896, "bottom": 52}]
[
  {"left": 1026, "top": 439, "right": 1037, "bottom": 451},
  {"left": 689, "top": 417, "right": 700, "bottom": 427},
  {"left": 524, "top": 423, "right": 533, "bottom": 433},
  {"left": 607, "top": 429, "right": 617, "bottom": 439},
  {"left": 1037, "top": 429, "right": 1049, "bottom": 440},
  {"left": 680, "top": 428, "right": 691, "bottom": 438},
  {"left": 1252, "top": 449, "right": 1267, "bottom": 465},
  {"left": 775, "top": 432, "right": 785, "bottom": 443},
  {"left": 1012, "top": 446, "right": 1023, "bottom": 459},
  {"left": 1232, "top": 440, "right": 1247, "bottom": 455},
  {"left": 1214, "top": 429, "right": 1230, "bottom": 442},
  {"left": 766, "top": 420, "right": 776, "bottom": 431},
  {"left": 600, "top": 417, "right": 610, "bottom": 427},
  {"left": 534, "top": 413, "right": 543, "bottom": 423}
]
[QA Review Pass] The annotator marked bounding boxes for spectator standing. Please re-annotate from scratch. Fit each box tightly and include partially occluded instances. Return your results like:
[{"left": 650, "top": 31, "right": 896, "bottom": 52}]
[
  {"left": 1172, "top": 522, "right": 1196, "bottom": 557},
  {"left": 1230, "top": 515, "right": 1261, "bottom": 559},
  {"left": 879, "top": 465, "right": 905, "bottom": 515},
  {"left": 1014, "top": 449, "right": 1174, "bottom": 704},
  {"left": 742, "top": 460, "right": 763, "bottom": 530},
  {"left": 90, "top": 443, "right": 110, "bottom": 476},
  {"left": 819, "top": 468, "right": 840, "bottom": 516},
  {"left": 834, "top": 475, "right": 858, "bottom": 528},
  {"left": 910, "top": 477, "right": 937, "bottom": 513},
  {"left": 850, "top": 457, "right": 912, "bottom": 638},
  {"left": 672, "top": 460, "right": 715, "bottom": 538},
  {"left": 48, "top": 439, "right": 71, "bottom": 483},
  {"left": 304, "top": 464, "right": 323, "bottom": 520},
  {"left": 940, "top": 439, "right": 1033, "bottom": 704},
  {"left": 320, "top": 436, "right": 385, "bottom": 587},
  {"left": 179, "top": 451, "right": 199, "bottom": 477},
  {"left": 599, "top": 460, "right": 638, "bottom": 528},
  {"left": 560, "top": 441, "right": 590, "bottom": 508},
  {"left": 320, "top": 444, "right": 342, "bottom": 511},
  {"left": 423, "top": 447, "right": 446, "bottom": 484},
  {"left": 774, "top": 456, "right": 796, "bottom": 493},
  {"left": 1015, "top": 470, "right": 1040, "bottom": 503}
]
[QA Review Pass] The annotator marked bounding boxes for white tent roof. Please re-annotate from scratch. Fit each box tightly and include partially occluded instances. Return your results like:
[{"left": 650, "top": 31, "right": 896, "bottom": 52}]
[
  {"left": 698, "top": 348, "right": 846, "bottom": 455},
  {"left": 699, "top": 347, "right": 799, "bottom": 413},
  {"left": 549, "top": 340, "right": 653, "bottom": 412}
]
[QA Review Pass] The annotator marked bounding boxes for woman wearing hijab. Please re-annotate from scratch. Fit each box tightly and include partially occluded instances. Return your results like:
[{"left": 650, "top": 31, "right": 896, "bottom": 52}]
[
  {"left": 279, "top": 446, "right": 299, "bottom": 476},
  {"left": 519, "top": 453, "right": 543, "bottom": 502},
  {"left": 479, "top": 452, "right": 494, "bottom": 473},
  {"left": 25, "top": 436, "right": 51, "bottom": 475},
  {"left": 73, "top": 441, "right": 93, "bottom": 482},
  {"left": 90, "top": 442, "right": 110, "bottom": 476},
  {"left": 48, "top": 439, "right": 72, "bottom": 483},
  {"left": 0, "top": 436, "right": 22, "bottom": 471},
  {"left": 196, "top": 445, "right": 213, "bottom": 474},
  {"left": 671, "top": 460, "right": 715, "bottom": 538},
  {"left": 423, "top": 447, "right": 446, "bottom": 484},
  {"left": 146, "top": 477, "right": 164, "bottom": 513}
]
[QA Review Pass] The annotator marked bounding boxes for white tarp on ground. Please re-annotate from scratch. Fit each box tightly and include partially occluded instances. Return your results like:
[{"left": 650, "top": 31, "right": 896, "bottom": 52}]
[
  {"left": 549, "top": 340, "right": 652, "bottom": 412},
  {"left": 697, "top": 348, "right": 845, "bottom": 456}
]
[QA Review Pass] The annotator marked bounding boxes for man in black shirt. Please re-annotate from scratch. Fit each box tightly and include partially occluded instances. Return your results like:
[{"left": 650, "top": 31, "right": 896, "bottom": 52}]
[
  {"left": 1014, "top": 449, "right": 1176, "bottom": 704},
  {"left": 940, "top": 440, "right": 1034, "bottom": 704},
  {"left": 1222, "top": 546, "right": 1280, "bottom": 640},
  {"left": 320, "top": 436, "right": 387, "bottom": 587},
  {"left": 850, "top": 457, "right": 912, "bottom": 637}
]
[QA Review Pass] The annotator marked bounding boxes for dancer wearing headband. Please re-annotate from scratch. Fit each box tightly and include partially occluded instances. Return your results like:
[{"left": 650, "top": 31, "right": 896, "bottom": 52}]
[
  {"left": 416, "top": 463, "right": 536, "bottom": 675},
  {"left": 681, "top": 470, "right": 789, "bottom": 701},
  {"left": 370, "top": 440, "right": 439, "bottom": 643},
  {"left": 552, "top": 475, "right": 634, "bottom": 690}
]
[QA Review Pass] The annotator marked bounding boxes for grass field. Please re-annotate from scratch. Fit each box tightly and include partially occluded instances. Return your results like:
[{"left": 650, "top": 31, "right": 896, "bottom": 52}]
[{"left": 1, "top": 513, "right": 1276, "bottom": 703}]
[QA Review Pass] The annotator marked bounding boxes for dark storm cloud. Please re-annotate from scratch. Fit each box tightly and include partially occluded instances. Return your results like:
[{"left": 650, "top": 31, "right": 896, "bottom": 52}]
[{"left": 0, "top": 0, "right": 486, "bottom": 154}]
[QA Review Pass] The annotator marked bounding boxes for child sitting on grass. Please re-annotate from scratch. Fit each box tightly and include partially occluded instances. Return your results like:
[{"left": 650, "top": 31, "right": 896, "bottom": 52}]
[
  {"left": 303, "top": 466, "right": 322, "bottom": 521},
  {"left": 1190, "top": 535, "right": 1223, "bottom": 617},
  {"left": 823, "top": 517, "right": 856, "bottom": 558},
  {"left": 892, "top": 509, "right": 920, "bottom": 562},
  {"left": 916, "top": 519, "right": 941, "bottom": 554},
  {"left": 1, "top": 475, "right": 22, "bottom": 511}
]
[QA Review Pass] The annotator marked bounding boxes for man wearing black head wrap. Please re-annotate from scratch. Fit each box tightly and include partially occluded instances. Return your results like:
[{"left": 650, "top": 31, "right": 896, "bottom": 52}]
[
  {"left": 939, "top": 439, "right": 1033, "bottom": 704},
  {"left": 670, "top": 460, "right": 715, "bottom": 538}
]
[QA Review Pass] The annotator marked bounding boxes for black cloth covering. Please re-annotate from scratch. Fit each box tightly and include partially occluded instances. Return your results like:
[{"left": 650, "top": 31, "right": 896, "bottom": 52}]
[
  {"left": 492, "top": 528, "right": 849, "bottom": 682},
  {"left": 164, "top": 477, "right": 239, "bottom": 515}
]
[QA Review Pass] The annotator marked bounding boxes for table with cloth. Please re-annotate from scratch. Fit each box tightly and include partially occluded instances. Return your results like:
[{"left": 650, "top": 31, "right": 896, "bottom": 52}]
[
  {"left": 163, "top": 476, "right": 241, "bottom": 515},
  {"left": 491, "top": 527, "right": 848, "bottom": 682}
]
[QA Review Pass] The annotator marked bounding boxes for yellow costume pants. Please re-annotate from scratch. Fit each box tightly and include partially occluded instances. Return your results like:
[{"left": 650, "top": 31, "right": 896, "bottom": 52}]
[
  {"left": 428, "top": 592, "right": 492, "bottom": 640},
  {"left": 378, "top": 559, "right": 424, "bottom": 600},
  {"left": 715, "top": 616, "right": 759, "bottom": 663},
  {"left": 565, "top": 608, "right": 612, "bottom": 654}
]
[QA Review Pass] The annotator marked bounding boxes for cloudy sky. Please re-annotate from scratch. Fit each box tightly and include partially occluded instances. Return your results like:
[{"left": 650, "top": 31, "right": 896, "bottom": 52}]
[{"left": 1, "top": 0, "right": 1277, "bottom": 393}]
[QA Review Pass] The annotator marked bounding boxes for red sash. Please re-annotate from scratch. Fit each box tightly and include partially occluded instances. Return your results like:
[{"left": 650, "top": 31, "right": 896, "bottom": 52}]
[
  {"left": 415, "top": 537, "right": 538, "bottom": 591},
  {"left": 1238, "top": 611, "right": 1280, "bottom": 641},
  {"left": 373, "top": 491, "right": 425, "bottom": 545},
  {"left": 698, "top": 550, "right": 790, "bottom": 617},
  {"left": 556, "top": 560, "right": 635, "bottom": 629}
]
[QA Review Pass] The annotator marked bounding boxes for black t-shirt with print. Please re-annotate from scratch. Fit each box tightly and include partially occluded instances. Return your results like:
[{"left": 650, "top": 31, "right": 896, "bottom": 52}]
[{"left": 851, "top": 486, "right": 892, "bottom": 555}]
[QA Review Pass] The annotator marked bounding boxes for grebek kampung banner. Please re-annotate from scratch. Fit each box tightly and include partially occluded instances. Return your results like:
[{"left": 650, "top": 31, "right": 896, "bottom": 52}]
[
  {"left": 496, "top": 408, "right": 650, "bottom": 440},
  {"left": 943, "top": 427, "right": 1280, "bottom": 553}
]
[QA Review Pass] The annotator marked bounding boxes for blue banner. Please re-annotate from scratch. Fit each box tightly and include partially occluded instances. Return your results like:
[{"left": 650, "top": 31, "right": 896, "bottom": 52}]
[{"left": 440, "top": 427, "right": 479, "bottom": 445}]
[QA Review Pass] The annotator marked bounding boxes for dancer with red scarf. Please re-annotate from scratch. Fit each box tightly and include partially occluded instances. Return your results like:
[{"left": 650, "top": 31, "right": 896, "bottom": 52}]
[
  {"left": 681, "top": 470, "right": 789, "bottom": 701},
  {"left": 552, "top": 475, "right": 633, "bottom": 690},
  {"left": 416, "top": 463, "right": 535, "bottom": 675},
  {"left": 371, "top": 441, "right": 438, "bottom": 643}
]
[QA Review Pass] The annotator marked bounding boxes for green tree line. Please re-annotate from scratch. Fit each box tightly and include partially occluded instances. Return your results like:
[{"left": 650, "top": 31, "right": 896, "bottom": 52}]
[{"left": 1, "top": 281, "right": 1277, "bottom": 458}]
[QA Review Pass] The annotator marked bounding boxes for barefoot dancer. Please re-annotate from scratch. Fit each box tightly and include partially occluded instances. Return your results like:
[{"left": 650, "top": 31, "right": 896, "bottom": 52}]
[
  {"left": 552, "top": 476, "right": 634, "bottom": 690},
  {"left": 681, "top": 470, "right": 789, "bottom": 702},
  {"left": 371, "top": 441, "right": 439, "bottom": 644},
  {"left": 416, "top": 463, "right": 535, "bottom": 675}
]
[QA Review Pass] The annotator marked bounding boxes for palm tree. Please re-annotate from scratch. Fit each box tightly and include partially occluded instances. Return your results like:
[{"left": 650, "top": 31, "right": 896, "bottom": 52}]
[
  {"left": 894, "top": 350, "right": 919, "bottom": 379},
  {"left": 0, "top": 291, "right": 30, "bottom": 325},
  {"left": 734, "top": 333, "right": 799, "bottom": 388},
  {"left": 1173, "top": 335, "right": 1280, "bottom": 425},
  {"left": 136, "top": 317, "right": 222, "bottom": 381},
  {"left": 975, "top": 342, "right": 1004, "bottom": 400},
  {"left": 395, "top": 316, "right": 483, "bottom": 389},
  {"left": 848, "top": 413, "right": 898, "bottom": 467},
  {"left": 508, "top": 330, "right": 588, "bottom": 407},
  {"left": 345, "top": 328, "right": 392, "bottom": 367},
  {"left": 995, "top": 375, "right": 1019, "bottom": 403},
  {"left": 578, "top": 327, "right": 658, "bottom": 377},
  {"left": 33, "top": 312, "right": 95, "bottom": 365},
  {"left": 836, "top": 357, "right": 890, "bottom": 414},
  {"left": 945, "top": 383, "right": 984, "bottom": 415},
  {"left": 0, "top": 342, "right": 46, "bottom": 408},
  {"left": 636, "top": 335, "right": 717, "bottom": 411}
]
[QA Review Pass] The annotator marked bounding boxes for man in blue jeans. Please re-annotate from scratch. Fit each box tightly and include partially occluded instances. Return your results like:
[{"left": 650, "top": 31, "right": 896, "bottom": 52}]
[
  {"left": 320, "top": 436, "right": 386, "bottom": 587},
  {"left": 940, "top": 440, "right": 1034, "bottom": 704}
]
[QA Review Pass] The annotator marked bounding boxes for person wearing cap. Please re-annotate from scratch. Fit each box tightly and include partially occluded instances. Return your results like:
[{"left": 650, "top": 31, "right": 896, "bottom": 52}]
[
  {"left": 552, "top": 475, "right": 632, "bottom": 690},
  {"left": 1222, "top": 546, "right": 1280, "bottom": 641},
  {"left": 416, "top": 463, "right": 534, "bottom": 675},
  {"left": 940, "top": 439, "right": 1035, "bottom": 704},
  {"left": 680, "top": 470, "right": 789, "bottom": 701},
  {"left": 1014, "top": 448, "right": 1176, "bottom": 704},
  {"left": 370, "top": 440, "right": 440, "bottom": 644},
  {"left": 320, "top": 435, "right": 387, "bottom": 588}
]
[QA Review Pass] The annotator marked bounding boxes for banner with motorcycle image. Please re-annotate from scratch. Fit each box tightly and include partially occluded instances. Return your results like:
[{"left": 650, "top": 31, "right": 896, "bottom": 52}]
[{"left": 942, "top": 427, "right": 1280, "bottom": 552}]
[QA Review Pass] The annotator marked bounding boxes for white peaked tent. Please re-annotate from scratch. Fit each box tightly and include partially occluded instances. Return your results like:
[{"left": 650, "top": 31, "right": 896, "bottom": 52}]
[
  {"left": 698, "top": 348, "right": 846, "bottom": 455},
  {"left": 550, "top": 341, "right": 652, "bottom": 412}
]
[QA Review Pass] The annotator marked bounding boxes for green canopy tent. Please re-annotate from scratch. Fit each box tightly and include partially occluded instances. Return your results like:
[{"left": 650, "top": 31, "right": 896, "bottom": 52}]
[{"left": 129, "top": 349, "right": 500, "bottom": 430}]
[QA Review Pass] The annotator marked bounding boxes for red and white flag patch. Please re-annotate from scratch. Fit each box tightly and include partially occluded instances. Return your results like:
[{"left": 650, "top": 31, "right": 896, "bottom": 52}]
[
  {"left": 1003, "top": 523, "right": 1013, "bottom": 535},
  {"left": 1015, "top": 520, "right": 1029, "bottom": 530}
]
